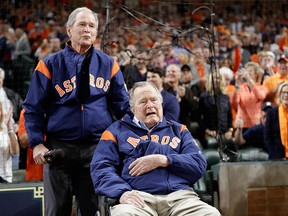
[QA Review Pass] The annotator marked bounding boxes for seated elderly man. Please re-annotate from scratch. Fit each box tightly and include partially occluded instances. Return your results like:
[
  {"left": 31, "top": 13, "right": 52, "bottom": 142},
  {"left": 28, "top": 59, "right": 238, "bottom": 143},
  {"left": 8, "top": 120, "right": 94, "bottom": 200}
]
[{"left": 90, "top": 81, "right": 220, "bottom": 216}]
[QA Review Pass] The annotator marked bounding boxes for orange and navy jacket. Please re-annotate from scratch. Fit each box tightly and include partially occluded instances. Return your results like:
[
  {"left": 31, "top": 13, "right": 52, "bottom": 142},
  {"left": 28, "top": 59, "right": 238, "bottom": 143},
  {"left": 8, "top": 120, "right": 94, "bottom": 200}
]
[
  {"left": 90, "top": 114, "right": 207, "bottom": 199},
  {"left": 23, "top": 44, "right": 130, "bottom": 148}
]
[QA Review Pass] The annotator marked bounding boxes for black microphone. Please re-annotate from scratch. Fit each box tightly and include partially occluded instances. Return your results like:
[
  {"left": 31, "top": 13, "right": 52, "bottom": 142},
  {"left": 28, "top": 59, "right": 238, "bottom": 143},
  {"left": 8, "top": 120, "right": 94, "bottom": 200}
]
[{"left": 44, "top": 149, "right": 65, "bottom": 164}]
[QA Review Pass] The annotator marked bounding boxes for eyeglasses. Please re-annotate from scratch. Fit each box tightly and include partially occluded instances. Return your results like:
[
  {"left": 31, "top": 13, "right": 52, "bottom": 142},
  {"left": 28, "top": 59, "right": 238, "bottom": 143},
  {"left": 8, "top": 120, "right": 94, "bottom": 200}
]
[{"left": 281, "top": 91, "right": 288, "bottom": 95}]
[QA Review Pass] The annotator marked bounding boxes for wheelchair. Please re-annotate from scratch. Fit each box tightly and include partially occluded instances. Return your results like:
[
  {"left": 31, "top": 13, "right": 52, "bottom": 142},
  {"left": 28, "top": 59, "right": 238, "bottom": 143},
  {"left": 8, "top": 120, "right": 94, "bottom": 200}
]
[
  {"left": 95, "top": 133, "right": 219, "bottom": 216},
  {"left": 96, "top": 183, "right": 213, "bottom": 216}
]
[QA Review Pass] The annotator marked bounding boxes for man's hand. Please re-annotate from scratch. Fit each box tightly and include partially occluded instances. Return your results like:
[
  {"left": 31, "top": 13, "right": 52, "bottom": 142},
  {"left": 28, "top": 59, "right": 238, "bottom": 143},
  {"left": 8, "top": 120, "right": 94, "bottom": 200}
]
[
  {"left": 119, "top": 191, "right": 145, "bottom": 208},
  {"left": 235, "top": 118, "right": 243, "bottom": 128},
  {"left": 176, "top": 86, "right": 186, "bottom": 98},
  {"left": 205, "top": 129, "right": 217, "bottom": 137},
  {"left": 129, "top": 154, "right": 169, "bottom": 176},
  {"left": 33, "top": 144, "right": 49, "bottom": 165}
]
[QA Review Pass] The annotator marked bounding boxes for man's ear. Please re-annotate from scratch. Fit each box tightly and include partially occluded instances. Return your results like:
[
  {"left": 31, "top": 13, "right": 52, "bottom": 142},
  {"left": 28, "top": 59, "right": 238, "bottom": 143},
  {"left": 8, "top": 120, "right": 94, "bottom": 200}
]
[
  {"left": 130, "top": 106, "right": 135, "bottom": 114},
  {"left": 66, "top": 26, "right": 71, "bottom": 38}
]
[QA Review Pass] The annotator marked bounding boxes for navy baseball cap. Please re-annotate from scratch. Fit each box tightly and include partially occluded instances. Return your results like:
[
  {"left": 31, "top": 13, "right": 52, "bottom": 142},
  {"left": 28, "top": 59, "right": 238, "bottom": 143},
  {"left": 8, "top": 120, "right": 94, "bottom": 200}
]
[{"left": 261, "top": 102, "right": 274, "bottom": 111}]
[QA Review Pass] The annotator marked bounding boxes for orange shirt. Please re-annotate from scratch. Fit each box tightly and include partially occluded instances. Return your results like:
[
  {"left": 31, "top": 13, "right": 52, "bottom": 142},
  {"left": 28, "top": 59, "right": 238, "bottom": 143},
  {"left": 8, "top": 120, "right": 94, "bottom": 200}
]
[
  {"left": 18, "top": 110, "right": 43, "bottom": 181},
  {"left": 231, "top": 83, "right": 267, "bottom": 128}
]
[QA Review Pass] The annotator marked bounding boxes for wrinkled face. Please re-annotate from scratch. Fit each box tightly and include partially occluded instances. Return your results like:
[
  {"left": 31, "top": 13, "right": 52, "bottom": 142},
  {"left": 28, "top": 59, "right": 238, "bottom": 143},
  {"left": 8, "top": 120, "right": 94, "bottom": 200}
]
[
  {"left": 146, "top": 72, "right": 162, "bottom": 89},
  {"left": 131, "top": 85, "right": 163, "bottom": 129},
  {"left": 66, "top": 12, "right": 97, "bottom": 53},
  {"left": 280, "top": 86, "right": 288, "bottom": 106}
]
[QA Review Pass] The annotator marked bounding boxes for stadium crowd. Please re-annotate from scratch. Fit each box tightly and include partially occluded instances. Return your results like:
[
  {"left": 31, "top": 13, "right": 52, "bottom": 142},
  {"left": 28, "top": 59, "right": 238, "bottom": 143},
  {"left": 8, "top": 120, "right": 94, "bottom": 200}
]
[{"left": 0, "top": 0, "right": 287, "bottom": 181}]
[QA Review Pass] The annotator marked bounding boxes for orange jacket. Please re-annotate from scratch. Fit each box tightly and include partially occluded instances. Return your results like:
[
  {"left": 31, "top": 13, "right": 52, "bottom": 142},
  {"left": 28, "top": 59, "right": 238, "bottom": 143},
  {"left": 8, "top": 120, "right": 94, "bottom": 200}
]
[{"left": 18, "top": 110, "right": 43, "bottom": 181}]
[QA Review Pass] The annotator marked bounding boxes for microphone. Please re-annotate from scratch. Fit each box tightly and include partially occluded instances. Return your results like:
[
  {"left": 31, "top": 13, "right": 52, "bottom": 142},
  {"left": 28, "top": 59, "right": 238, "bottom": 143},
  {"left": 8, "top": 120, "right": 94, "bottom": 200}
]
[{"left": 44, "top": 149, "right": 65, "bottom": 164}]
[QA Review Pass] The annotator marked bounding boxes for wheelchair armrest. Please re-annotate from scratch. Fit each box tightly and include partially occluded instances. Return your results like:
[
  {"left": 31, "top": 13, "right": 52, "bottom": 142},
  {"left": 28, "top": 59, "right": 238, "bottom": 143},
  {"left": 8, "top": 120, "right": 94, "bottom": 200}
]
[
  {"left": 105, "top": 197, "right": 119, "bottom": 206},
  {"left": 98, "top": 195, "right": 119, "bottom": 216},
  {"left": 198, "top": 193, "right": 212, "bottom": 206}
]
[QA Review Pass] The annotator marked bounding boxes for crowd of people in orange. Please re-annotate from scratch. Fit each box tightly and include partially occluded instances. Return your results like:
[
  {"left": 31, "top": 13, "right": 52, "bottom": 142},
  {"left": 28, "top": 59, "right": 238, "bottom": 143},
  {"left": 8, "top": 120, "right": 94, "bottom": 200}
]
[{"left": 0, "top": 0, "right": 288, "bottom": 183}]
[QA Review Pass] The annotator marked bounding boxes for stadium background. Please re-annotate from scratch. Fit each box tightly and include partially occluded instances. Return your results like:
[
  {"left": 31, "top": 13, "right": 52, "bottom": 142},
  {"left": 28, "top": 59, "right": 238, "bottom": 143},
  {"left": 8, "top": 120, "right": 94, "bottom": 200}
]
[
  {"left": 0, "top": 0, "right": 287, "bottom": 99},
  {"left": 0, "top": 1, "right": 288, "bottom": 216}
]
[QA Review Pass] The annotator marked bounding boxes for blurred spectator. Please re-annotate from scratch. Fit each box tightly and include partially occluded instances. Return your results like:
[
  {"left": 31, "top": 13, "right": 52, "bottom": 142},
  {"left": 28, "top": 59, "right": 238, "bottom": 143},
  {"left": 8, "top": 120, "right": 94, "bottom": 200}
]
[
  {"left": 219, "top": 57, "right": 233, "bottom": 69},
  {"left": 197, "top": 71, "right": 233, "bottom": 149},
  {"left": 150, "top": 41, "right": 166, "bottom": 69},
  {"left": 122, "top": 49, "right": 149, "bottom": 90},
  {"left": 278, "top": 27, "right": 288, "bottom": 52},
  {"left": 0, "top": 24, "right": 13, "bottom": 72},
  {"left": 219, "top": 66, "right": 235, "bottom": 87},
  {"left": 34, "top": 38, "right": 50, "bottom": 61},
  {"left": 34, "top": 37, "right": 61, "bottom": 61},
  {"left": 234, "top": 101, "right": 274, "bottom": 151},
  {"left": 190, "top": 47, "right": 209, "bottom": 91},
  {"left": 231, "top": 62, "right": 267, "bottom": 130},
  {"left": 180, "top": 64, "right": 202, "bottom": 99},
  {"left": 0, "top": 102, "right": 19, "bottom": 183},
  {"left": 161, "top": 40, "right": 181, "bottom": 67},
  {"left": 258, "top": 51, "right": 277, "bottom": 83},
  {"left": 0, "top": 25, "right": 15, "bottom": 87},
  {"left": 11, "top": 27, "right": 32, "bottom": 64},
  {"left": 237, "top": 32, "right": 251, "bottom": 66},
  {"left": 0, "top": 68, "right": 23, "bottom": 124},
  {"left": 18, "top": 109, "right": 43, "bottom": 181},
  {"left": 263, "top": 57, "right": 288, "bottom": 105},
  {"left": 219, "top": 66, "right": 237, "bottom": 127},
  {"left": 146, "top": 65, "right": 180, "bottom": 121},
  {"left": 218, "top": 34, "right": 242, "bottom": 75},
  {"left": 28, "top": 22, "right": 48, "bottom": 54},
  {"left": 164, "top": 64, "right": 198, "bottom": 132},
  {"left": 0, "top": 67, "right": 24, "bottom": 169},
  {"left": 264, "top": 81, "right": 288, "bottom": 160},
  {"left": 10, "top": 27, "right": 34, "bottom": 98}
]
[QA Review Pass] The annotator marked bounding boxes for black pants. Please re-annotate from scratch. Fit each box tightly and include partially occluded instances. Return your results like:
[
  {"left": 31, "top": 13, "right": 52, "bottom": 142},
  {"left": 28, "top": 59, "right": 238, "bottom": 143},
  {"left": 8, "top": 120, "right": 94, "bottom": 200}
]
[{"left": 44, "top": 139, "right": 98, "bottom": 216}]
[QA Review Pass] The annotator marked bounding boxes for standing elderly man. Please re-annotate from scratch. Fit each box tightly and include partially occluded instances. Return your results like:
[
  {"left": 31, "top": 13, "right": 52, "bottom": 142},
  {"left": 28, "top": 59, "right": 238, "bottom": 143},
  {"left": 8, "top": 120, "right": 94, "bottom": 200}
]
[
  {"left": 91, "top": 81, "right": 221, "bottom": 216},
  {"left": 23, "top": 7, "right": 130, "bottom": 216}
]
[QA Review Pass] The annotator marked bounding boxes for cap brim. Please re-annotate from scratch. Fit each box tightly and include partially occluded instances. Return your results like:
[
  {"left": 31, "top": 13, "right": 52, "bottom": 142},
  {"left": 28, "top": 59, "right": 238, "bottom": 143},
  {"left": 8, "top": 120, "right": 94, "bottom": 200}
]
[{"left": 278, "top": 57, "right": 288, "bottom": 63}]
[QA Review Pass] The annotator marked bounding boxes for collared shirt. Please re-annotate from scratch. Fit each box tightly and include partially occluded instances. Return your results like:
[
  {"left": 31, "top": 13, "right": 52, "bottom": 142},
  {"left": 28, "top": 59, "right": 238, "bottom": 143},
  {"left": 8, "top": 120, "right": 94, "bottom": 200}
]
[{"left": 132, "top": 116, "right": 161, "bottom": 131}]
